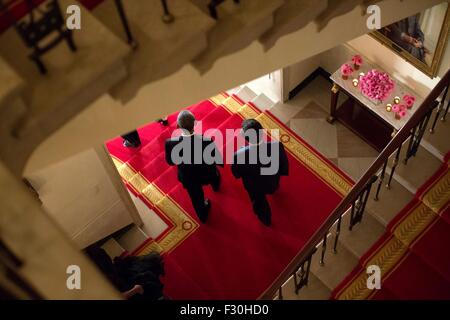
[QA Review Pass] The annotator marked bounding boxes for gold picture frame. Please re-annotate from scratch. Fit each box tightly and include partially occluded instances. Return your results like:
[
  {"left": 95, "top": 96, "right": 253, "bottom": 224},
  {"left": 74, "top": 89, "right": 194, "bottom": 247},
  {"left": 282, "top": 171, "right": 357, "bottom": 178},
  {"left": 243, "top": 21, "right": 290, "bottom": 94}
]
[{"left": 370, "top": 2, "right": 450, "bottom": 78}]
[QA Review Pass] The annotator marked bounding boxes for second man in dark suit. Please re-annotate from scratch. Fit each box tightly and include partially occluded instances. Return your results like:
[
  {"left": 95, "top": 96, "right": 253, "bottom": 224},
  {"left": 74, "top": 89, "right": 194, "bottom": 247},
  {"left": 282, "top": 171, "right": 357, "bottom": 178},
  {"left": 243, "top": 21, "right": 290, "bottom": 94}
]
[
  {"left": 165, "top": 110, "right": 222, "bottom": 223},
  {"left": 232, "top": 119, "right": 289, "bottom": 226}
]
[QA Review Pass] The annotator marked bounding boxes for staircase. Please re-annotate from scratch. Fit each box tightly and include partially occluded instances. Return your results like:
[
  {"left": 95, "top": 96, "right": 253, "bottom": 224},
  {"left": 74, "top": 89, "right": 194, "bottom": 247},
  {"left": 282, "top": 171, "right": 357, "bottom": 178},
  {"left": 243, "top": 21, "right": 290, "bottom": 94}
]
[
  {"left": 264, "top": 72, "right": 450, "bottom": 300},
  {"left": 0, "top": 0, "right": 439, "bottom": 176}
]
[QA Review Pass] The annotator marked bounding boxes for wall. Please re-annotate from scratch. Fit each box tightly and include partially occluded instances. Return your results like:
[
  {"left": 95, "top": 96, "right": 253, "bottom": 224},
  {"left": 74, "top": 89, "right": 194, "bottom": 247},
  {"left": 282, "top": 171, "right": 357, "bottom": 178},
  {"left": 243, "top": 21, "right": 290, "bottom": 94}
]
[
  {"left": 0, "top": 162, "right": 121, "bottom": 299},
  {"left": 284, "top": 53, "right": 322, "bottom": 94},
  {"left": 26, "top": 147, "right": 136, "bottom": 248},
  {"left": 25, "top": 0, "right": 443, "bottom": 174}
]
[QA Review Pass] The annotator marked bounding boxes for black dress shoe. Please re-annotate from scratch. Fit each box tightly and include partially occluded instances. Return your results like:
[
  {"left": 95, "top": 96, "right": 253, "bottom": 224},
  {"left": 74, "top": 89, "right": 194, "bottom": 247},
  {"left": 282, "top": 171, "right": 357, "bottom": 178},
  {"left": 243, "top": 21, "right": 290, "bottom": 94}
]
[
  {"left": 259, "top": 215, "right": 271, "bottom": 227},
  {"left": 199, "top": 199, "right": 211, "bottom": 223},
  {"left": 212, "top": 172, "right": 221, "bottom": 192},
  {"left": 123, "top": 140, "right": 140, "bottom": 148}
]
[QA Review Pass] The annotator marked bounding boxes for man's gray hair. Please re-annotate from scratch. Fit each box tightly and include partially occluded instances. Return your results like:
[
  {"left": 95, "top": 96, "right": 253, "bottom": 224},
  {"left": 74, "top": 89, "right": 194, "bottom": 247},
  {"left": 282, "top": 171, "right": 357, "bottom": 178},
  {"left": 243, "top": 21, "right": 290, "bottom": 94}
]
[{"left": 177, "top": 110, "right": 196, "bottom": 132}]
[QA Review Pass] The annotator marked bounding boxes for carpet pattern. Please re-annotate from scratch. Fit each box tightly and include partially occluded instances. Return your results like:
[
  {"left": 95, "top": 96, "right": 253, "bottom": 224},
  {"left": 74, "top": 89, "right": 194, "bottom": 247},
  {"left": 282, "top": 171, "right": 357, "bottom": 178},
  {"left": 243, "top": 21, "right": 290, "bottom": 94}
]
[
  {"left": 106, "top": 93, "right": 354, "bottom": 299},
  {"left": 331, "top": 153, "right": 450, "bottom": 300}
]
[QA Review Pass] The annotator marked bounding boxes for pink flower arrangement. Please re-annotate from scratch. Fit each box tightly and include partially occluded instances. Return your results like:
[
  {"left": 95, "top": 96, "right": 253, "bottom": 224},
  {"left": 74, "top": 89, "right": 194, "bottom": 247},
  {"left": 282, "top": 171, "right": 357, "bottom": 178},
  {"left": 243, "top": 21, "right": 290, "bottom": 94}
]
[
  {"left": 340, "top": 63, "right": 353, "bottom": 79},
  {"left": 352, "top": 55, "right": 363, "bottom": 70},
  {"left": 403, "top": 94, "right": 416, "bottom": 109},
  {"left": 359, "top": 69, "right": 395, "bottom": 102},
  {"left": 393, "top": 104, "right": 407, "bottom": 119}
]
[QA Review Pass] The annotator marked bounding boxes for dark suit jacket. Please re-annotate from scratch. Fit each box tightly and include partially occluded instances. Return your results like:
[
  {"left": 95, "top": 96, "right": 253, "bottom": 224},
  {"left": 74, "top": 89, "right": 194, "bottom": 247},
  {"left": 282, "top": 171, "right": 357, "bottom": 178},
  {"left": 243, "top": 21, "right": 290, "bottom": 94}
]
[
  {"left": 165, "top": 134, "right": 223, "bottom": 188},
  {"left": 231, "top": 141, "right": 289, "bottom": 195}
]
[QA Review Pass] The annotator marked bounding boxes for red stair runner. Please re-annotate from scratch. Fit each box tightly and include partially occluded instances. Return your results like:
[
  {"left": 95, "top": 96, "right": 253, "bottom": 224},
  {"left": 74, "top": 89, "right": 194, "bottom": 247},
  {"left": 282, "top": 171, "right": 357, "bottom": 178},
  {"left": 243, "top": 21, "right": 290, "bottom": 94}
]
[
  {"left": 332, "top": 152, "right": 450, "bottom": 300},
  {"left": 106, "top": 94, "right": 354, "bottom": 299}
]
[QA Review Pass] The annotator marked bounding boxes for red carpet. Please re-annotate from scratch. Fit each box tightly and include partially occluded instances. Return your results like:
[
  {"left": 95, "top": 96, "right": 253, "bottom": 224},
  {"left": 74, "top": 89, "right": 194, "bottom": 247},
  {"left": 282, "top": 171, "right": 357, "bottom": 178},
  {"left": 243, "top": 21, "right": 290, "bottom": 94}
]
[
  {"left": 332, "top": 152, "right": 450, "bottom": 300},
  {"left": 106, "top": 93, "right": 354, "bottom": 299}
]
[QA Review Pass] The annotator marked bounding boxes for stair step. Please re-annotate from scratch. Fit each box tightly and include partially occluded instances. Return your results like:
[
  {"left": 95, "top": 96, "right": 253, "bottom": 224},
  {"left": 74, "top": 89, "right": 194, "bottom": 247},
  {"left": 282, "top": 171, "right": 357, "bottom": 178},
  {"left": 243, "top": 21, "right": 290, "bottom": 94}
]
[
  {"left": 235, "top": 86, "right": 258, "bottom": 104},
  {"left": 279, "top": 273, "right": 331, "bottom": 300},
  {"left": 422, "top": 115, "right": 450, "bottom": 160},
  {"left": 101, "top": 237, "right": 125, "bottom": 259},
  {"left": 191, "top": 0, "right": 284, "bottom": 74},
  {"left": 338, "top": 208, "right": 386, "bottom": 258},
  {"left": 366, "top": 178, "right": 414, "bottom": 227},
  {"left": 259, "top": 0, "right": 327, "bottom": 50},
  {"left": 251, "top": 93, "right": 275, "bottom": 111},
  {"left": 115, "top": 225, "right": 149, "bottom": 253},
  {"left": 388, "top": 142, "right": 443, "bottom": 192},
  {"left": 93, "top": 0, "right": 215, "bottom": 102},
  {"left": 310, "top": 241, "right": 359, "bottom": 291},
  {"left": 0, "top": 0, "right": 130, "bottom": 138},
  {"left": 268, "top": 102, "right": 302, "bottom": 125}
]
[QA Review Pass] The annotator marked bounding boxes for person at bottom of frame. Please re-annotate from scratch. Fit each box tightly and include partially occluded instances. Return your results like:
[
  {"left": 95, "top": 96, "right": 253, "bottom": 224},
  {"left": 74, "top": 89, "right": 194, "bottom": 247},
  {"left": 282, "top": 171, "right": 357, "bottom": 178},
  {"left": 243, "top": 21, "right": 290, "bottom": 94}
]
[
  {"left": 165, "top": 110, "right": 222, "bottom": 223},
  {"left": 232, "top": 119, "right": 289, "bottom": 226}
]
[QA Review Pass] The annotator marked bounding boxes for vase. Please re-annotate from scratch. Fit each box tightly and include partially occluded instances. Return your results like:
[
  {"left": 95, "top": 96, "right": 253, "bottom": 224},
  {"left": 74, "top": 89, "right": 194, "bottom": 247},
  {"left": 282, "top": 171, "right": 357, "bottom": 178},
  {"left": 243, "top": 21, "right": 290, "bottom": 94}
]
[
  {"left": 354, "top": 64, "right": 360, "bottom": 71},
  {"left": 342, "top": 75, "right": 349, "bottom": 80},
  {"left": 395, "top": 113, "right": 401, "bottom": 120}
]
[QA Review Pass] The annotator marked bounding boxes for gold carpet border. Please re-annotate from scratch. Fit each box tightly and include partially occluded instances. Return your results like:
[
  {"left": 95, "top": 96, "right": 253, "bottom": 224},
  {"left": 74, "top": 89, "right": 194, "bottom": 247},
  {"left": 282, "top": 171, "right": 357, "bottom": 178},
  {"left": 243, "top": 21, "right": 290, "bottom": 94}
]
[
  {"left": 209, "top": 93, "right": 228, "bottom": 107},
  {"left": 336, "top": 236, "right": 408, "bottom": 300},
  {"left": 420, "top": 169, "right": 450, "bottom": 214},
  {"left": 336, "top": 164, "right": 449, "bottom": 300},
  {"left": 221, "top": 95, "right": 352, "bottom": 196},
  {"left": 111, "top": 156, "right": 199, "bottom": 255}
]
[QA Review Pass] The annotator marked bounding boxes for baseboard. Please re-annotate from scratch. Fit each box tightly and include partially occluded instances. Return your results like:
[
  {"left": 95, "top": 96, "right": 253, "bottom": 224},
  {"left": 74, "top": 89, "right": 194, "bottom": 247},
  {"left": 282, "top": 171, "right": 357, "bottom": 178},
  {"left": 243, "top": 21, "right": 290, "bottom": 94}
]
[{"left": 288, "top": 67, "right": 331, "bottom": 100}]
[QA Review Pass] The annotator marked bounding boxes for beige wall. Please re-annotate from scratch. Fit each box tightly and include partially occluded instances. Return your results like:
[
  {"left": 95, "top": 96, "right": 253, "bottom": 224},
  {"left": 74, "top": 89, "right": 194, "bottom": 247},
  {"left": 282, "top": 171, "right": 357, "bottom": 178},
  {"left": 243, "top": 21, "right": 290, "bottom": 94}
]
[
  {"left": 26, "top": 147, "right": 135, "bottom": 248},
  {"left": 24, "top": 0, "right": 443, "bottom": 174},
  {"left": 284, "top": 54, "right": 322, "bottom": 94},
  {"left": 0, "top": 163, "right": 120, "bottom": 299}
]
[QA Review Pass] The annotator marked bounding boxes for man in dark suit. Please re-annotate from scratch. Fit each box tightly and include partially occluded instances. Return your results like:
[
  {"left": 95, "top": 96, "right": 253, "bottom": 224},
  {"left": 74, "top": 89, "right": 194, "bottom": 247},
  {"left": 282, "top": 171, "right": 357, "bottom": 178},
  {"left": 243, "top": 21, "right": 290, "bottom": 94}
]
[
  {"left": 232, "top": 119, "right": 289, "bottom": 226},
  {"left": 165, "top": 110, "right": 222, "bottom": 223}
]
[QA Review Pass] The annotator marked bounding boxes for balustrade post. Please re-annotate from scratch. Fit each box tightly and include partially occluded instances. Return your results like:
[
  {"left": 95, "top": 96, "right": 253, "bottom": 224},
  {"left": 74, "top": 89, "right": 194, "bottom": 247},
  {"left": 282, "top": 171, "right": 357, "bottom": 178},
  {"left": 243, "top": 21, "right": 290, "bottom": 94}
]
[
  {"left": 161, "top": 0, "right": 174, "bottom": 23},
  {"left": 442, "top": 99, "right": 450, "bottom": 121},
  {"left": 114, "top": 0, "right": 137, "bottom": 48},
  {"left": 319, "top": 233, "right": 327, "bottom": 266},
  {"left": 333, "top": 215, "right": 342, "bottom": 254},
  {"left": 430, "top": 85, "right": 448, "bottom": 133},
  {"left": 387, "top": 145, "right": 402, "bottom": 189},
  {"left": 374, "top": 161, "right": 388, "bottom": 201}
]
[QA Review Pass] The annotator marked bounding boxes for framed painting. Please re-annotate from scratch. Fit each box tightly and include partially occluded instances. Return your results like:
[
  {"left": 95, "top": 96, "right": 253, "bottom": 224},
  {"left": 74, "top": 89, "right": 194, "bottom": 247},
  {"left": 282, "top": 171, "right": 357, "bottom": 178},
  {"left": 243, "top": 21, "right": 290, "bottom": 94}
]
[{"left": 371, "top": 2, "right": 450, "bottom": 78}]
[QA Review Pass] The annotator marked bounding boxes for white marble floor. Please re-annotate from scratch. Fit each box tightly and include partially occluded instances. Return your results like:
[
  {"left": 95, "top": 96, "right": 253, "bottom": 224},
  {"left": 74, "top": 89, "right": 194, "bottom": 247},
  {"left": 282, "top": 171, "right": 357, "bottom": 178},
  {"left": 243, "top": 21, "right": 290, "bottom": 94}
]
[{"left": 271, "top": 76, "right": 378, "bottom": 182}]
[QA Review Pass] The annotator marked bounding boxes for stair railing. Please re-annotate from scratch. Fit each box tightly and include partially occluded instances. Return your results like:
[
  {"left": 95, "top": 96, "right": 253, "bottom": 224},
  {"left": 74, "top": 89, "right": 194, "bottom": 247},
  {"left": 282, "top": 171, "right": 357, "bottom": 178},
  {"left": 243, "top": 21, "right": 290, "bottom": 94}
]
[{"left": 261, "top": 68, "right": 450, "bottom": 300}]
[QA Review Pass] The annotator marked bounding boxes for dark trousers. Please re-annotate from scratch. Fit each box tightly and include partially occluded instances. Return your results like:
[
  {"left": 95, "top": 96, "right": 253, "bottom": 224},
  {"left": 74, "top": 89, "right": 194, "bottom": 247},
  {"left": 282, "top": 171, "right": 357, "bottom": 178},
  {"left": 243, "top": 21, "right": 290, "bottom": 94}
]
[
  {"left": 248, "top": 190, "right": 271, "bottom": 225},
  {"left": 184, "top": 169, "right": 220, "bottom": 222},
  {"left": 121, "top": 130, "right": 141, "bottom": 147},
  {"left": 186, "top": 184, "right": 208, "bottom": 222}
]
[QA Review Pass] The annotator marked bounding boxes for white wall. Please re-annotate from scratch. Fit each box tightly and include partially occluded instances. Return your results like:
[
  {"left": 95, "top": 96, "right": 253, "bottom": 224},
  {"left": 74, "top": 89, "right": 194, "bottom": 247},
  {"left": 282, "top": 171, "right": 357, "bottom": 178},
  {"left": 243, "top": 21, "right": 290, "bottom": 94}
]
[
  {"left": 284, "top": 53, "right": 322, "bottom": 94},
  {"left": 26, "top": 148, "right": 134, "bottom": 248}
]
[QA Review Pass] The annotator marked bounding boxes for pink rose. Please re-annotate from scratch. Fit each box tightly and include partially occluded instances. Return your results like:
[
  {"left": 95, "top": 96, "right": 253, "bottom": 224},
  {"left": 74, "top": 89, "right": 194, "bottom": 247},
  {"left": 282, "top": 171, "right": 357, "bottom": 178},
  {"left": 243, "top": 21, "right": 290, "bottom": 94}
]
[
  {"left": 340, "top": 63, "right": 354, "bottom": 76},
  {"left": 392, "top": 104, "right": 400, "bottom": 113},
  {"left": 403, "top": 94, "right": 416, "bottom": 108},
  {"left": 352, "top": 55, "right": 363, "bottom": 66},
  {"left": 399, "top": 110, "right": 407, "bottom": 118}
]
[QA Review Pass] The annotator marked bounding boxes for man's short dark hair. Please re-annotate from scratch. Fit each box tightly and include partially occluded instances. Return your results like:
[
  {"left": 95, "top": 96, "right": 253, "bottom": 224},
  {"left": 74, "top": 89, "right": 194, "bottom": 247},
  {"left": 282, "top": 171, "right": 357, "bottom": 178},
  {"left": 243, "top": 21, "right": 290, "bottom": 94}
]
[
  {"left": 177, "top": 110, "right": 196, "bottom": 133},
  {"left": 242, "top": 119, "right": 263, "bottom": 143}
]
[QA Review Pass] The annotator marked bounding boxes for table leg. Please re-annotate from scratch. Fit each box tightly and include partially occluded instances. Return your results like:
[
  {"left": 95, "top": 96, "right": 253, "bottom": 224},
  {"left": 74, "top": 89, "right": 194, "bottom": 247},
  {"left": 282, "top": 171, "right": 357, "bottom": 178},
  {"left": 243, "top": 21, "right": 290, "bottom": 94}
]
[{"left": 327, "top": 83, "right": 340, "bottom": 124}]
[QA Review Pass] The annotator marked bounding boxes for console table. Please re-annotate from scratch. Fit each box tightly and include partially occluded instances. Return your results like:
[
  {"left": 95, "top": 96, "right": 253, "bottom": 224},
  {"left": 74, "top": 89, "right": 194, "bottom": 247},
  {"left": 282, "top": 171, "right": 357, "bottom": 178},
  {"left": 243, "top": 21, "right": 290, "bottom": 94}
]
[{"left": 328, "top": 59, "right": 424, "bottom": 152}]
